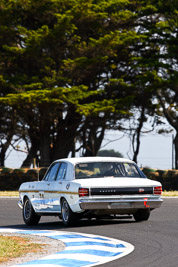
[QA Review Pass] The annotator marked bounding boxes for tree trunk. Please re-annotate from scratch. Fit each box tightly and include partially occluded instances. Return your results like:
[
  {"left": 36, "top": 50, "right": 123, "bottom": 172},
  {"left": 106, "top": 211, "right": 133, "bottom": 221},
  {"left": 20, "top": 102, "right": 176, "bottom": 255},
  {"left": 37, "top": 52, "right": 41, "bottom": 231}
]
[
  {"left": 21, "top": 137, "right": 39, "bottom": 167},
  {"left": 0, "top": 134, "right": 13, "bottom": 167},
  {"left": 157, "top": 93, "right": 178, "bottom": 169},
  {"left": 174, "top": 133, "right": 178, "bottom": 169},
  {"left": 0, "top": 145, "right": 7, "bottom": 167},
  {"left": 132, "top": 106, "right": 145, "bottom": 163},
  {"left": 53, "top": 109, "right": 81, "bottom": 160},
  {"left": 82, "top": 123, "right": 106, "bottom": 157},
  {"left": 53, "top": 134, "right": 76, "bottom": 159},
  {"left": 21, "top": 122, "right": 40, "bottom": 167},
  {"left": 53, "top": 122, "right": 79, "bottom": 160},
  {"left": 39, "top": 121, "right": 51, "bottom": 167}
]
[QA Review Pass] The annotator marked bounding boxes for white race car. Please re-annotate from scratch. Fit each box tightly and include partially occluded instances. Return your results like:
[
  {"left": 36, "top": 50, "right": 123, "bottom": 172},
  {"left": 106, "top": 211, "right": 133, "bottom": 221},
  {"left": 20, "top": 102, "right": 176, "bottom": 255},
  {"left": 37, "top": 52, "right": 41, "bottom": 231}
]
[{"left": 18, "top": 157, "right": 163, "bottom": 226}]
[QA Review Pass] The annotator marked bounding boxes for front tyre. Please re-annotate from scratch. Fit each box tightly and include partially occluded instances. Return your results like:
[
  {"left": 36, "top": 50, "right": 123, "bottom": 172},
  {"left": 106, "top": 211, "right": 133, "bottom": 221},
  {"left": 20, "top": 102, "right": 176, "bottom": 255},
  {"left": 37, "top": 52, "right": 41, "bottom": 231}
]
[
  {"left": 61, "top": 198, "right": 79, "bottom": 226},
  {"left": 23, "top": 197, "right": 40, "bottom": 225},
  {"left": 133, "top": 209, "right": 150, "bottom": 222}
]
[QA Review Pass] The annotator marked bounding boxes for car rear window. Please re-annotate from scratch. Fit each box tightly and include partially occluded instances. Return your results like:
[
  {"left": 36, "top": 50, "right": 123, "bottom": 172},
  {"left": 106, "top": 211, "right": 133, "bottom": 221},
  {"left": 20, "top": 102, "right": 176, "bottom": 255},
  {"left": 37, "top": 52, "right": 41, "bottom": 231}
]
[{"left": 75, "top": 162, "right": 143, "bottom": 179}]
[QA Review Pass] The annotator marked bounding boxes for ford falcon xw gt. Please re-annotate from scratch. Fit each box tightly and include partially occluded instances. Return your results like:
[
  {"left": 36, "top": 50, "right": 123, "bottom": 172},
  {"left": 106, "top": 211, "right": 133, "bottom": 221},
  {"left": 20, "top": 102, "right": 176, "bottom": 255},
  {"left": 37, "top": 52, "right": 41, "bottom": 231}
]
[{"left": 18, "top": 157, "right": 163, "bottom": 226}]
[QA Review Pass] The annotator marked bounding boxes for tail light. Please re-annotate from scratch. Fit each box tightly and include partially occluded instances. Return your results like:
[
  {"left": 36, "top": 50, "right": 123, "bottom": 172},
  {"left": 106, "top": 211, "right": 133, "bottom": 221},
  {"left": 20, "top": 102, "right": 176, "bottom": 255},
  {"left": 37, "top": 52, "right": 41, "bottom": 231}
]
[
  {"left": 154, "top": 186, "right": 162, "bottom": 195},
  {"left": 78, "top": 187, "right": 89, "bottom": 197}
]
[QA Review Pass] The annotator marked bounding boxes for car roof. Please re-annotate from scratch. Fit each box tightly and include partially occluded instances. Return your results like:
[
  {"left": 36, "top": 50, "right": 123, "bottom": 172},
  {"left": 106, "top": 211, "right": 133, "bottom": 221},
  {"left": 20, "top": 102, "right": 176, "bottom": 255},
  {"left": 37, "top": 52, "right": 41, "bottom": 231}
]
[{"left": 54, "top": 157, "right": 134, "bottom": 165}]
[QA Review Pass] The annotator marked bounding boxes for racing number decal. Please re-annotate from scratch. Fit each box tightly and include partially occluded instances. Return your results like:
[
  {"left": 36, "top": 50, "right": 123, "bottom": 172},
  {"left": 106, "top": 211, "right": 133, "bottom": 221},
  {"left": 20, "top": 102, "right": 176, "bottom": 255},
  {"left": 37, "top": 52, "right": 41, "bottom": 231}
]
[{"left": 39, "top": 191, "right": 44, "bottom": 198}]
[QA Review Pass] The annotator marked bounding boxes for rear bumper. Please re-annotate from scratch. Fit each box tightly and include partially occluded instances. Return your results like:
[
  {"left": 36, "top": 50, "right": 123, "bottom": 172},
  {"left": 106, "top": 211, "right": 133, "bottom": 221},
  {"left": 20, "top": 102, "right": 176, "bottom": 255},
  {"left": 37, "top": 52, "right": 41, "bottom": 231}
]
[{"left": 79, "top": 197, "right": 163, "bottom": 210}]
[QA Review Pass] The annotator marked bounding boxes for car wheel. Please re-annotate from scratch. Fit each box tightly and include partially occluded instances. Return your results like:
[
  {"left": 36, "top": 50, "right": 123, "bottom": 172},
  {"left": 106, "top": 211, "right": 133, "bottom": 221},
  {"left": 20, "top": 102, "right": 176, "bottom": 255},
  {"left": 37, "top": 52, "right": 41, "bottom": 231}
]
[
  {"left": 61, "top": 198, "right": 79, "bottom": 226},
  {"left": 23, "top": 197, "right": 40, "bottom": 225},
  {"left": 133, "top": 209, "right": 150, "bottom": 222}
]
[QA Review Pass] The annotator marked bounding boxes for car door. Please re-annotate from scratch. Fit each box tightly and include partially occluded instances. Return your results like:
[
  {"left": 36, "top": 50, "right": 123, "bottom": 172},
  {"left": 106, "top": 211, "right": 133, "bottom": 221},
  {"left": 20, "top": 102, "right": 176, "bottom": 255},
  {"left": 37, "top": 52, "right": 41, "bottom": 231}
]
[
  {"left": 51, "top": 162, "right": 68, "bottom": 212},
  {"left": 36, "top": 162, "right": 61, "bottom": 212}
]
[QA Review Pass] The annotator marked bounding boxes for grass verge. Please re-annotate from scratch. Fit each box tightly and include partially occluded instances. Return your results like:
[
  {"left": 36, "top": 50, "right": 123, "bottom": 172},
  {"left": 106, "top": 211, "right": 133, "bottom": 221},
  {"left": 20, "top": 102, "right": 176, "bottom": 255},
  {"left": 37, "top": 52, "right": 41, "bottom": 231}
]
[
  {"left": 0, "top": 235, "right": 44, "bottom": 264},
  {"left": 0, "top": 191, "right": 19, "bottom": 197},
  {"left": 162, "top": 191, "right": 178, "bottom": 197}
]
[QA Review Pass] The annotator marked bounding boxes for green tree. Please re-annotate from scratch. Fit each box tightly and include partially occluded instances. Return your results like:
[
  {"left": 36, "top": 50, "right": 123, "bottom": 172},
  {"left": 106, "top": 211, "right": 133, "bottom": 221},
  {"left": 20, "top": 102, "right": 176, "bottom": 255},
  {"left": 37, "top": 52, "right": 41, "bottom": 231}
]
[
  {"left": 116, "top": 0, "right": 178, "bottom": 165},
  {"left": 0, "top": 0, "right": 177, "bottom": 168},
  {"left": 0, "top": 0, "right": 139, "bottom": 166},
  {"left": 156, "top": 2, "right": 178, "bottom": 169},
  {"left": 132, "top": 0, "right": 178, "bottom": 168}
]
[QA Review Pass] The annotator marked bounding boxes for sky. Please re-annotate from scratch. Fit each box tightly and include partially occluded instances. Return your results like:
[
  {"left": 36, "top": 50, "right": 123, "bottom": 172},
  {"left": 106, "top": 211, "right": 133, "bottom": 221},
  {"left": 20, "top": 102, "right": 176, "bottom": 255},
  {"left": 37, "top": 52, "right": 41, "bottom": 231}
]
[
  {"left": 101, "top": 131, "right": 174, "bottom": 170},
  {"left": 5, "top": 130, "right": 174, "bottom": 170}
]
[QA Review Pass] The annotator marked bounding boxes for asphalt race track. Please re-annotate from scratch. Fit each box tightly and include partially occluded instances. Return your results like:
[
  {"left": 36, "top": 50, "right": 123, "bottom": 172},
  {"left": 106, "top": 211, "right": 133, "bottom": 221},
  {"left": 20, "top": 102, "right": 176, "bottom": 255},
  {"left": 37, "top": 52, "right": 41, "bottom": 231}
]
[{"left": 0, "top": 197, "right": 178, "bottom": 267}]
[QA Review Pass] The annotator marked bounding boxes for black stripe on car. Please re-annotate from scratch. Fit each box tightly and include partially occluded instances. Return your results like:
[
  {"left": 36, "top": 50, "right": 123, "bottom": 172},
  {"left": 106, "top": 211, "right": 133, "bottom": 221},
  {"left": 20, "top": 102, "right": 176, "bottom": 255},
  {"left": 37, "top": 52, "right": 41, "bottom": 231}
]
[{"left": 90, "top": 187, "right": 153, "bottom": 195}]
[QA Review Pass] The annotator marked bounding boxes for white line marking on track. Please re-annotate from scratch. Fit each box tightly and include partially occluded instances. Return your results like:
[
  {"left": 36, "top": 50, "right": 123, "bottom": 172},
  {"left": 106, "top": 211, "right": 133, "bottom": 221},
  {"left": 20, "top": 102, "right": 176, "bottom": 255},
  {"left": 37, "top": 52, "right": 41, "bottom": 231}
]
[{"left": 0, "top": 228, "right": 134, "bottom": 267}]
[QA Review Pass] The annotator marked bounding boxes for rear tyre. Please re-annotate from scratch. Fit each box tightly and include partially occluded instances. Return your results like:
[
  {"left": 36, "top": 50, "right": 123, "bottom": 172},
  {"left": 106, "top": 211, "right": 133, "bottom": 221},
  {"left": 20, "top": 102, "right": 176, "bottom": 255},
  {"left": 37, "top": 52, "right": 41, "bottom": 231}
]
[
  {"left": 133, "top": 209, "right": 150, "bottom": 222},
  {"left": 61, "top": 198, "right": 79, "bottom": 226},
  {"left": 23, "top": 197, "right": 40, "bottom": 225}
]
